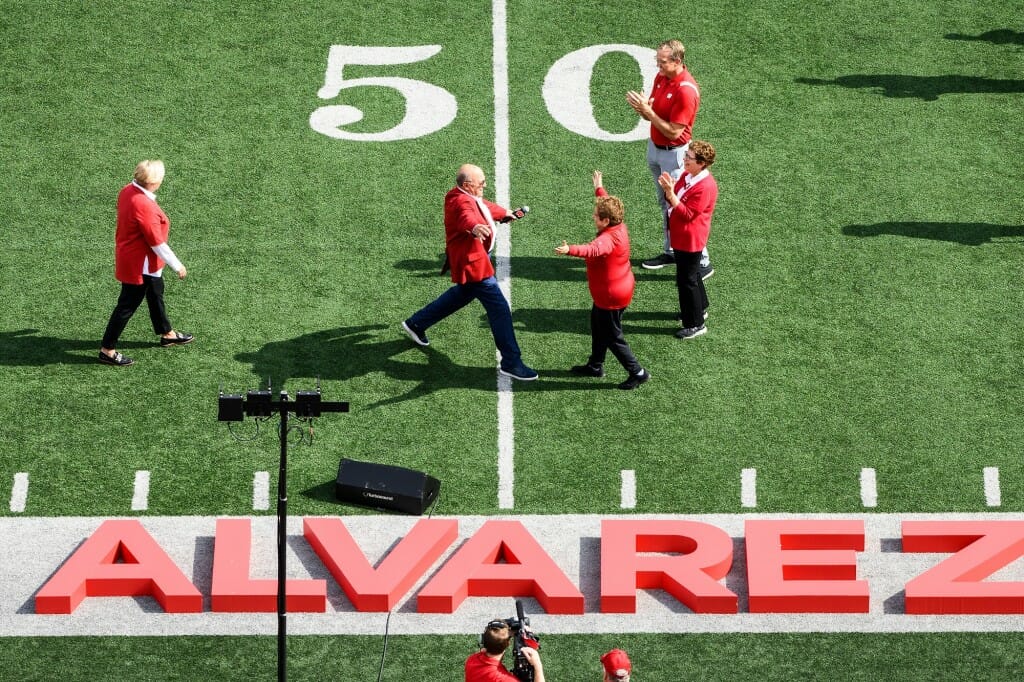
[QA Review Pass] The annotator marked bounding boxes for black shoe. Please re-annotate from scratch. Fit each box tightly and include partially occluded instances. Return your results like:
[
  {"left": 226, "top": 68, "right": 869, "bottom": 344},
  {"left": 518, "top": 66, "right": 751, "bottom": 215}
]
[
  {"left": 401, "top": 320, "right": 429, "bottom": 347},
  {"left": 641, "top": 253, "right": 675, "bottom": 269},
  {"left": 618, "top": 369, "right": 650, "bottom": 390},
  {"left": 98, "top": 350, "right": 134, "bottom": 366},
  {"left": 698, "top": 263, "right": 715, "bottom": 280},
  {"left": 675, "top": 324, "right": 707, "bottom": 340},
  {"left": 159, "top": 331, "right": 194, "bottom": 347},
  {"left": 570, "top": 363, "right": 604, "bottom": 378},
  {"left": 499, "top": 364, "right": 539, "bottom": 381}
]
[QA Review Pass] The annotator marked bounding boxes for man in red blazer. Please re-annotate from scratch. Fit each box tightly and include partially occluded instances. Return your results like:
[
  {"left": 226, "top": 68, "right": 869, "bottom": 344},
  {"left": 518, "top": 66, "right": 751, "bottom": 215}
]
[
  {"left": 99, "top": 160, "right": 192, "bottom": 366},
  {"left": 657, "top": 140, "right": 718, "bottom": 339},
  {"left": 402, "top": 164, "right": 537, "bottom": 381}
]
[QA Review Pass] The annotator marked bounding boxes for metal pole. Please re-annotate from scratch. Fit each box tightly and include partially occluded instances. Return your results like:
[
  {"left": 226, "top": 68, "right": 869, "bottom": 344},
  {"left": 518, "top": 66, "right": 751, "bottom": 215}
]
[{"left": 277, "top": 391, "right": 289, "bottom": 682}]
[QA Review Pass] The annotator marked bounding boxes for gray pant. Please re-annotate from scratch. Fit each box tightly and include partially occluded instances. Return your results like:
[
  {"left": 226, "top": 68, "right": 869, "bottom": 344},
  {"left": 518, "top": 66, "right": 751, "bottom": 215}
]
[{"left": 646, "top": 139, "right": 710, "bottom": 266}]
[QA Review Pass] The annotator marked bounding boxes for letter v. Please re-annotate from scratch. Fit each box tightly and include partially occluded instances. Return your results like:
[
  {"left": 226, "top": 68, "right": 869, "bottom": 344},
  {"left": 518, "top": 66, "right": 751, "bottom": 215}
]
[{"left": 304, "top": 518, "right": 458, "bottom": 611}]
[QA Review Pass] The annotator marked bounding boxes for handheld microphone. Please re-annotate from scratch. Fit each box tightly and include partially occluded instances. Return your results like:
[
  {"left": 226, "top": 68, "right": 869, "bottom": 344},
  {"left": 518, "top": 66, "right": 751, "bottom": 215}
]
[{"left": 500, "top": 205, "right": 530, "bottom": 223}]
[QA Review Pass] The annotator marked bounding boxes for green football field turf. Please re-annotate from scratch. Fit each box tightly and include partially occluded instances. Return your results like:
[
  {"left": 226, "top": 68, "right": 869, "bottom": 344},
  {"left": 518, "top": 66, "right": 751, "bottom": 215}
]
[{"left": 2, "top": 0, "right": 1023, "bottom": 679}]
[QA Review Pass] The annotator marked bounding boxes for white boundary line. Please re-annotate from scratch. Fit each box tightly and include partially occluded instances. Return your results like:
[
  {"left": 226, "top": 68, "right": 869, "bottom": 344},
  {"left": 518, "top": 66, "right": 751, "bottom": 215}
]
[
  {"left": 493, "top": 0, "right": 515, "bottom": 510},
  {"left": 9, "top": 473, "right": 28, "bottom": 513}
]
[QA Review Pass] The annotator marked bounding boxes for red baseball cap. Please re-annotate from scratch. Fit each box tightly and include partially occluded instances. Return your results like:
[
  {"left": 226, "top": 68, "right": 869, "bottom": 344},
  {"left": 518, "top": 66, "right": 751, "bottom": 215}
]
[{"left": 601, "top": 649, "right": 632, "bottom": 678}]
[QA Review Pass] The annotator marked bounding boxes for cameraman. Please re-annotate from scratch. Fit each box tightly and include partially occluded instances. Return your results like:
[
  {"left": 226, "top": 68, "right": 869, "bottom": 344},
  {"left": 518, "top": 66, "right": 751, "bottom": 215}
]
[{"left": 465, "top": 620, "right": 545, "bottom": 682}]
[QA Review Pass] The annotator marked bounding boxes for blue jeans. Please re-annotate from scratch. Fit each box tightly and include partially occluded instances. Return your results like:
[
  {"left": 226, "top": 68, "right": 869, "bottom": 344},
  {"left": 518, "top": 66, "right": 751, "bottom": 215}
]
[{"left": 408, "top": 276, "right": 523, "bottom": 369}]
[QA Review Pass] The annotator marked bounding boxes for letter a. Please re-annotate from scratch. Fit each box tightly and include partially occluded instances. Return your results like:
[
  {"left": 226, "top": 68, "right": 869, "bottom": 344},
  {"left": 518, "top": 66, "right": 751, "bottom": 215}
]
[
  {"left": 35, "top": 519, "right": 201, "bottom": 614},
  {"left": 417, "top": 520, "right": 584, "bottom": 614}
]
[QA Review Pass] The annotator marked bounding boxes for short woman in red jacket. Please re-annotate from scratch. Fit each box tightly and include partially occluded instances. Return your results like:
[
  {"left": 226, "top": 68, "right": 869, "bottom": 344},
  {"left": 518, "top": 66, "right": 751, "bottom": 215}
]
[
  {"left": 99, "top": 160, "right": 192, "bottom": 366},
  {"left": 658, "top": 140, "right": 718, "bottom": 339},
  {"left": 555, "top": 172, "right": 649, "bottom": 390}
]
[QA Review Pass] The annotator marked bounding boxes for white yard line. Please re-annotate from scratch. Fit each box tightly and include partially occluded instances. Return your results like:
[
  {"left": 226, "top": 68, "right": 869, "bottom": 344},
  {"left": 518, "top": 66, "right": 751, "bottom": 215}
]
[
  {"left": 9, "top": 473, "right": 28, "bottom": 513},
  {"left": 4, "top": 513, "right": 1024, "bottom": 636},
  {"left": 252, "top": 471, "right": 270, "bottom": 511},
  {"left": 493, "top": 0, "right": 516, "bottom": 510},
  {"left": 984, "top": 467, "right": 1001, "bottom": 507},
  {"left": 620, "top": 470, "right": 637, "bottom": 509},
  {"left": 860, "top": 467, "right": 878, "bottom": 508},
  {"left": 741, "top": 468, "right": 757, "bottom": 508},
  {"left": 131, "top": 471, "right": 150, "bottom": 511}
]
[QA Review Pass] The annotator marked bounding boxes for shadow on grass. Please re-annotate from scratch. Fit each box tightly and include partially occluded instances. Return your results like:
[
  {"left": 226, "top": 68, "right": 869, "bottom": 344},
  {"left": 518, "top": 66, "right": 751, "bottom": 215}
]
[
  {"left": 0, "top": 328, "right": 151, "bottom": 366},
  {"left": 945, "top": 29, "right": 1024, "bottom": 46},
  {"left": 842, "top": 221, "right": 1024, "bottom": 246},
  {"left": 394, "top": 255, "right": 587, "bottom": 282},
  {"left": 512, "top": 308, "right": 680, "bottom": 336},
  {"left": 795, "top": 74, "right": 1024, "bottom": 101},
  {"left": 236, "top": 324, "right": 615, "bottom": 409}
]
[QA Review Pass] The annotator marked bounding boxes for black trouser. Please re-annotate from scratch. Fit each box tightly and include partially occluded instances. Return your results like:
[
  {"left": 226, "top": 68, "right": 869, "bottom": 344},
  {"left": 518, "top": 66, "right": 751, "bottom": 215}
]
[
  {"left": 101, "top": 275, "right": 172, "bottom": 348},
  {"left": 674, "top": 250, "right": 708, "bottom": 328},
  {"left": 589, "top": 304, "right": 642, "bottom": 375}
]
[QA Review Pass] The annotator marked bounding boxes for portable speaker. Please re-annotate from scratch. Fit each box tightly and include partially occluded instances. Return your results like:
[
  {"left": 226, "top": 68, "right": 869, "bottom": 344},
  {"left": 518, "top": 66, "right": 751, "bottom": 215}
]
[{"left": 334, "top": 458, "right": 440, "bottom": 515}]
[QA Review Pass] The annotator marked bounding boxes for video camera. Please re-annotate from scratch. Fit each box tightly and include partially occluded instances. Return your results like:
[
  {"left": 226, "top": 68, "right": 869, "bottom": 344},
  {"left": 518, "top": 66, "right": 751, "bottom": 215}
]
[{"left": 497, "top": 599, "right": 540, "bottom": 682}]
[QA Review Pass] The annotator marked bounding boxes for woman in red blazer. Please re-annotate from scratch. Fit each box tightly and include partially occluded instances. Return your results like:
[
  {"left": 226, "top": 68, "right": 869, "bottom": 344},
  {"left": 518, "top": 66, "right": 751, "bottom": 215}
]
[
  {"left": 99, "top": 160, "right": 192, "bottom": 366},
  {"left": 555, "top": 172, "right": 649, "bottom": 390},
  {"left": 657, "top": 140, "right": 718, "bottom": 339}
]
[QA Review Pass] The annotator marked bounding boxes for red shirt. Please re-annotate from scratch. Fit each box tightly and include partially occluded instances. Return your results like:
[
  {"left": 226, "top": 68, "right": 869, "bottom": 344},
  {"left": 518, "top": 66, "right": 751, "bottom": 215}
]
[
  {"left": 465, "top": 651, "right": 517, "bottom": 681},
  {"left": 566, "top": 188, "right": 635, "bottom": 310},
  {"left": 114, "top": 182, "right": 169, "bottom": 285},
  {"left": 667, "top": 171, "right": 718, "bottom": 252},
  {"left": 649, "top": 69, "right": 700, "bottom": 147}
]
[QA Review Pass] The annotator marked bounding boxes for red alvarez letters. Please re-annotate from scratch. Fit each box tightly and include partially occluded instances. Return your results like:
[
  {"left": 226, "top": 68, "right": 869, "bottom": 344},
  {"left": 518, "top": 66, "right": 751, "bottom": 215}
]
[{"left": 34, "top": 518, "right": 1024, "bottom": 615}]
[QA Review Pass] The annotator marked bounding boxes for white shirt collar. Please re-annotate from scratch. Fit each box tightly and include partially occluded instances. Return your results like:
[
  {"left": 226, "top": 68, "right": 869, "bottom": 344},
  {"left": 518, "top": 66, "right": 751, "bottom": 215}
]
[
  {"left": 683, "top": 168, "right": 710, "bottom": 188},
  {"left": 132, "top": 180, "right": 156, "bottom": 201}
]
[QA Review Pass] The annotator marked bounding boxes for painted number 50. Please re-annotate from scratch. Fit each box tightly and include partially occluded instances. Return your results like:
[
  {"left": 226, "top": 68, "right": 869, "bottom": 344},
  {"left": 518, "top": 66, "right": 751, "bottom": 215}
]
[
  {"left": 309, "top": 45, "right": 458, "bottom": 141},
  {"left": 310, "top": 44, "right": 657, "bottom": 142}
]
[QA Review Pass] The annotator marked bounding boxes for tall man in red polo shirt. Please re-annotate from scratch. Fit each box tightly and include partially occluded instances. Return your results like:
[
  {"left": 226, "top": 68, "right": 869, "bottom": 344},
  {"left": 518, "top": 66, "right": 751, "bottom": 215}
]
[{"left": 626, "top": 39, "right": 713, "bottom": 279}]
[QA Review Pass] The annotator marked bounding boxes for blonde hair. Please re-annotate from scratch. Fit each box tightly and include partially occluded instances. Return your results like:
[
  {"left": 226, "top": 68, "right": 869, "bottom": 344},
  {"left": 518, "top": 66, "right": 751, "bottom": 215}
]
[
  {"left": 133, "top": 160, "right": 165, "bottom": 187},
  {"left": 659, "top": 39, "right": 685, "bottom": 64}
]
